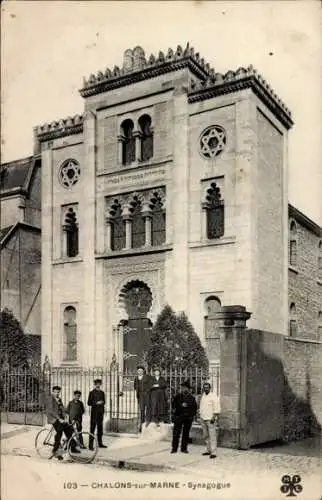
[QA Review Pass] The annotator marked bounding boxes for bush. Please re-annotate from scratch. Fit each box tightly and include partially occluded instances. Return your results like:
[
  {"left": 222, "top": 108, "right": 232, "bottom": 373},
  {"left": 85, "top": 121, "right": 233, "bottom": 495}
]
[
  {"left": 146, "top": 305, "right": 208, "bottom": 372},
  {"left": 0, "top": 308, "right": 28, "bottom": 368}
]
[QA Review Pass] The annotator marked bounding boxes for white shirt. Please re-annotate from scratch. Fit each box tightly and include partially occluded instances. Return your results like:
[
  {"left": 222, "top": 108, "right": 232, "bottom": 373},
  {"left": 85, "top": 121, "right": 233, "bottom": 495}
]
[{"left": 199, "top": 392, "right": 220, "bottom": 420}]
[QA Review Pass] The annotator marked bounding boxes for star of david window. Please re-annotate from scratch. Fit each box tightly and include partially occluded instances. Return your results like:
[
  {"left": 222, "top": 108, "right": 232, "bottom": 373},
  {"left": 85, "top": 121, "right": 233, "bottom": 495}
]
[
  {"left": 199, "top": 125, "right": 227, "bottom": 159},
  {"left": 59, "top": 159, "right": 81, "bottom": 188}
]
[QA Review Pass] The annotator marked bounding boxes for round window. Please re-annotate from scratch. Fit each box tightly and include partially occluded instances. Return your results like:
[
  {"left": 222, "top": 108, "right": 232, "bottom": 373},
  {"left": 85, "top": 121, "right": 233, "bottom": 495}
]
[
  {"left": 199, "top": 125, "right": 227, "bottom": 159},
  {"left": 59, "top": 159, "right": 80, "bottom": 188}
]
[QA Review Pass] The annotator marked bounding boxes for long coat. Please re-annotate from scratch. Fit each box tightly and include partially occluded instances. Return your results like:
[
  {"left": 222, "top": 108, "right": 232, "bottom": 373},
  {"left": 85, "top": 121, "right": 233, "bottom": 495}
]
[{"left": 147, "top": 376, "right": 168, "bottom": 423}]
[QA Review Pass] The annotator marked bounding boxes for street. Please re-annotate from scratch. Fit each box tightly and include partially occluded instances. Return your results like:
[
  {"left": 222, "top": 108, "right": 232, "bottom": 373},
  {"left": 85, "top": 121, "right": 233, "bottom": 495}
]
[{"left": 2, "top": 450, "right": 321, "bottom": 500}]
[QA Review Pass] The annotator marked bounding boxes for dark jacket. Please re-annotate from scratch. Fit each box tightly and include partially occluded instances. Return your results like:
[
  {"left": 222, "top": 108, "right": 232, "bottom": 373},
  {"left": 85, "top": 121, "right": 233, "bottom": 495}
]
[
  {"left": 149, "top": 376, "right": 167, "bottom": 392},
  {"left": 44, "top": 394, "right": 65, "bottom": 424},
  {"left": 172, "top": 391, "right": 197, "bottom": 419},
  {"left": 87, "top": 388, "right": 105, "bottom": 410},
  {"left": 134, "top": 374, "right": 151, "bottom": 398},
  {"left": 66, "top": 399, "right": 85, "bottom": 422}
]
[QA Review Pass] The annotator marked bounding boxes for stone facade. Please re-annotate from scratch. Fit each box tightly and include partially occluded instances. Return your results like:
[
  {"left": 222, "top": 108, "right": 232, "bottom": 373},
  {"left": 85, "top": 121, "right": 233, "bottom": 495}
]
[
  {"left": 4, "top": 44, "right": 320, "bottom": 368},
  {"left": 0, "top": 156, "right": 41, "bottom": 337},
  {"left": 288, "top": 205, "right": 322, "bottom": 341}
]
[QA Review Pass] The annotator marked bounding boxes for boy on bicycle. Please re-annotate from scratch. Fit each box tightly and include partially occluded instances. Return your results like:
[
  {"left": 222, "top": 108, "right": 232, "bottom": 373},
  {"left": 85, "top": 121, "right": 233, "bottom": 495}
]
[
  {"left": 44, "top": 385, "right": 79, "bottom": 460},
  {"left": 66, "top": 390, "right": 86, "bottom": 448}
]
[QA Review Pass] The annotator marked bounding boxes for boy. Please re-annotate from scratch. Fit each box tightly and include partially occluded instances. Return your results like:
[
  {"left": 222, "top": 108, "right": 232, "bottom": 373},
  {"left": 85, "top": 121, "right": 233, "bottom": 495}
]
[
  {"left": 44, "top": 385, "right": 79, "bottom": 460},
  {"left": 171, "top": 380, "right": 197, "bottom": 454},
  {"left": 66, "top": 390, "right": 85, "bottom": 448},
  {"left": 87, "top": 379, "right": 107, "bottom": 449},
  {"left": 199, "top": 381, "right": 220, "bottom": 459}
]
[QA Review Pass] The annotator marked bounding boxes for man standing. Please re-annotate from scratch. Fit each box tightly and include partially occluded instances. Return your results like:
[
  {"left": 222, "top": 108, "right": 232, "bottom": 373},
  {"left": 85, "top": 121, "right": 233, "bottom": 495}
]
[
  {"left": 133, "top": 365, "right": 150, "bottom": 432},
  {"left": 44, "top": 385, "right": 79, "bottom": 460},
  {"left": 199, "top": 382, "right": 220, "bottom": 459},
  {"left": 66, "top": 390, "right": 85, "bottom": 448},
  {"left": 87, "top": 379, "right": 107, "bottom": 449},
  {"left": 171, "top": 380, "right": 197, "bottom": 454}
]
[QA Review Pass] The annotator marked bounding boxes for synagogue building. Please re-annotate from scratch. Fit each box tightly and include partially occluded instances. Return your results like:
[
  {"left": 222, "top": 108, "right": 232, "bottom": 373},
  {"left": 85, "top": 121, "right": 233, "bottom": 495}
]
[{"left": 2, "top": 44, "right": 321, "bottom": 369}]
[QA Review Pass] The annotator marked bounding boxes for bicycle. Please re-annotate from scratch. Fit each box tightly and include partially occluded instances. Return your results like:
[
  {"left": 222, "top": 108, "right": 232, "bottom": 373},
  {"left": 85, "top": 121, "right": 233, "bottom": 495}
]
[{"left": 35, "top": 421, "right": 98, "bottom": 464}]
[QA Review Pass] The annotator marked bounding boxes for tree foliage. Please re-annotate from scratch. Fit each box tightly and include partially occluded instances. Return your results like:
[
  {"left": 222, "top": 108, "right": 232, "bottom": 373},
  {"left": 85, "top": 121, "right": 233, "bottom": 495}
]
[
  {"left": 0, "top": 308, "right": 28, "bottom": 368},
  {"left": 146, "top": 305, "right": 208, "bottom": 371}
]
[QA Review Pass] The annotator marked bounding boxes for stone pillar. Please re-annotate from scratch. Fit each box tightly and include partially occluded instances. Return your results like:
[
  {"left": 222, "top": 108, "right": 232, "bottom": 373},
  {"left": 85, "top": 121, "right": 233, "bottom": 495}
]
[
  {"left": 216, "top": 305, "right": 251, "bottom": 449},
  {"left": 124, "top": 217, "right": 132, "bottom": 250},
  {"left": 143, "top": 212, "right": 152, "bottom": 246},
  {"left": 117, "top": 135, "right": 124, "bottom": 165},
  {"left": 105, "top": 217, "right": 112, "bottom": 251},
  {"left": 134, "top": 131, "right": 142, "bottom": 162}
]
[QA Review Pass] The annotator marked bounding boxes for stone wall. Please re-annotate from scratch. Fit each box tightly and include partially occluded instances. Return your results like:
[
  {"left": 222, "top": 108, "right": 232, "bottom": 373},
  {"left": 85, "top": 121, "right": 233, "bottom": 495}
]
[
  {"left": 288, "top": 212, "right": 322, "bottom": 340},
  {"left": 283, "top": 337, "right": 322, "bottom": 440}
]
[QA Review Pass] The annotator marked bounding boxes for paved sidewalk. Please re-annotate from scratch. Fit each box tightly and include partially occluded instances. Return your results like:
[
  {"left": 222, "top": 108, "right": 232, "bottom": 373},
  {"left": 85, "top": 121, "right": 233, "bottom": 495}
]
[{"left": 1, "top": 422, "right": 321, "bottom": 480}]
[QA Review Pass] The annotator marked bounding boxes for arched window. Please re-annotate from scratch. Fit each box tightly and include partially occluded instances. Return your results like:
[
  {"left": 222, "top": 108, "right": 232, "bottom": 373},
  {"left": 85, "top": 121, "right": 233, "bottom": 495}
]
[
  {"left": 318, "top": 241, "right": 322, "bottom": 281},
  {"left": 151, "top": 195, "right": 165, "bottom": 246},
  {"left": 203, "top": 183, "right": 224, "bottom": 239},
  {"left": 121, "top": 119, "right": 135, "bottom": 165},
  {"left": 205, "top": 296, "right": 222, "bottom": 318},
  {"left": 64, "top": 306, "right": 77, "bottom": 361},
  {"left": 289, "top": 303, "right": 297, "bottom": 337},
  {"left": 111, "top": 203, "right": 126, "bottom": 251},
  {"left": 131, "top": 198, "right": 145, "bottom": 248},
  {"left": 138, "top": 115, "right": 153, "bottom": 162},
  {"left": 318, "top": 311, "right": 322, "bottom": 340},
  {"left": 289, "top": 221, "right": 297, "bottom": 267},
  {"left": 64, "top": 207, "right": 78, "bottom": 257}
]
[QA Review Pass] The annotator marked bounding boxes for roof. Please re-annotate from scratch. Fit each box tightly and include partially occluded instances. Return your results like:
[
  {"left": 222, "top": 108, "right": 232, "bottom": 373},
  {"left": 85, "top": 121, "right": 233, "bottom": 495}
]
[
  {"left": 0, "top": 222, "right": 40, "bottom": 248},
  {"left": 78, "top": 43, "right": 292, "bottom": 129},
  {"left": 288, "top": 204, "right": 321, "bottom": 237},
  {"left": 0, "top": 155, "right": 41, "bottom": 197}
]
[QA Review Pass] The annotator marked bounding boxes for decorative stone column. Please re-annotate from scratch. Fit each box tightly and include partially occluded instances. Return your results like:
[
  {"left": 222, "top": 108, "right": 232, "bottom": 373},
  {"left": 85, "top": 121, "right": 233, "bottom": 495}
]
[
  {"left": 123, "top": 217, "right": 132, "bottom": 250},
  {"left": 62, "top": 224, "right": 68, "bottom": 257},
  {"left": 105, "top": 216, "right": 113, "bottom": 252},
  {"left": 117, "top": 134, "right": 125, "bottom": 165},
  {"left": 215, "top": 305, "right": 251, "bottom": 449},
  {"left": 143, "top": 211, "right": 152, "bottom": 247},
  {"left": 133, "top": 131, "right": 142, "bottom": 162}
]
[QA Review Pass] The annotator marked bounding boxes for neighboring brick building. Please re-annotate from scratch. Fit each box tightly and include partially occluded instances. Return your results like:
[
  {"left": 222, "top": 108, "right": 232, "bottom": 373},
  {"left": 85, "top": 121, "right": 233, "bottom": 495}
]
[
  {"left": 288, "top": 204, "right": 322, "bottom": 341},
  {"left": 0, "top": 156, "right": 41, "bottom": 354},
  {"left": 4, "top": 44, "right": 320, "bottom": 368}
]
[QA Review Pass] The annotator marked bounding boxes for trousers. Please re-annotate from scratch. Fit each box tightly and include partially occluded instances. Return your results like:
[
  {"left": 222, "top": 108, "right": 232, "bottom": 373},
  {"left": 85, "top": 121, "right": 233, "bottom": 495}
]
[
  {"left": 137, "top": 393, "right": 148, "bottom": 425},
  {"left": 53, "top": 420, "right": 74, "bottom": 454},
  {"left": 89, "top": 408, "right": 104, "bottom": 446},
  {"left": 201, "top": 419, "right": 217, "bottom": 454},
  {"left": 172, "top": 416, "right": 193, "bottom": 452}
]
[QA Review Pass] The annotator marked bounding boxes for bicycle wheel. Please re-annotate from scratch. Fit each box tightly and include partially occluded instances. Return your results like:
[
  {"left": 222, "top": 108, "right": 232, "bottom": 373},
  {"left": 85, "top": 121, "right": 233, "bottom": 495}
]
[
  {"left": 35, "top": 428, "right": 55, "bottom": 459},
  {"left": 67, "top": 432, "right": 98, "bottom": 464}
]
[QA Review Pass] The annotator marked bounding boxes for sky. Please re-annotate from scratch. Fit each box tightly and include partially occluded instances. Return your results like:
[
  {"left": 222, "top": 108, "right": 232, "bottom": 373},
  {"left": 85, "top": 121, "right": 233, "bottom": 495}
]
[{"left": 1, "top": 0, "right": 321, "bottom": 224}]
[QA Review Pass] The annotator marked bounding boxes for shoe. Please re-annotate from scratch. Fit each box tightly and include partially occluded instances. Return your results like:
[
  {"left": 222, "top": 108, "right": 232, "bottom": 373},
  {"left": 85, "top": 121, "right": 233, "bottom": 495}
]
[
  {"left": 170, "top": 450, "right": 177, "bottom": 454},
  {"left": 99, "top": 444, "right": 107, "bottom": 448},
  {"left": 202, "top": 452, "right": 210, "bottom": 456},
  {"left": 209, "top": 454, "right": 217, "bottom": 459},
  {"left": 56, "top": 455, "right": 64, "bottom": 461},
  {"left": 71, "top": 449, "right": 81, "bottom": 454},
  {"left": 181, "top": 450, "right": 189, "bottom": 454},
  {"left": 89, "top": 446, "right": 94, "bottom": 451}
]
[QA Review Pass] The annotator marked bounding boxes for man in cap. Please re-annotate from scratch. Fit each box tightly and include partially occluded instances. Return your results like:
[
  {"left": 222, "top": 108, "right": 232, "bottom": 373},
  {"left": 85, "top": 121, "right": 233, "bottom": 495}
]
[
  {"left": 66, "top": 390, "right": 85, "bottom": 448},
  {"left": 171, "top": 380, "right": 197, "bottom": 454},
  {"left": 45, "top": 385, "right": 79, "bottom": 460},
  {"left": 87, "top": 379, "right": 107, "bottom": 449},
  {"left": 199, "top": 381, "right": 220, "bottom": 459},
  {"left": 134, "top": 365, "right": 151, "bottom": 432}
]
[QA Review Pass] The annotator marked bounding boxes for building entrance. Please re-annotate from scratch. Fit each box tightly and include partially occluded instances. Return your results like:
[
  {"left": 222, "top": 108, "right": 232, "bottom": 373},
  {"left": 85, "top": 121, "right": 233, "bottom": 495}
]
[{"left": 120, "top": 281, "right": 153, "bottom": 372}]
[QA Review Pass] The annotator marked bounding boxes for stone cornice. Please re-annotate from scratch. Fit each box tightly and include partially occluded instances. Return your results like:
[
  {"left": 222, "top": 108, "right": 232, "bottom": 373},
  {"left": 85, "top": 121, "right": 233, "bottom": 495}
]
[
  {"left": 79, "top": 43, "right": 212, "bottom": 98},
  {"left": 36, "top": 114, "right": 84, "bottom": 142},
  {"left": 188, "top": 66, "right": 293, "bottom": 130}
]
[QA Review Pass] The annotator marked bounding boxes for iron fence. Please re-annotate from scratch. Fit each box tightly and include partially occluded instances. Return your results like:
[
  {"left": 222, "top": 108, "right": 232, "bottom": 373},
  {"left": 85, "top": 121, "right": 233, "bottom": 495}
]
[{"left": 0, "top": 359, "right": 220, "bottom": 432}]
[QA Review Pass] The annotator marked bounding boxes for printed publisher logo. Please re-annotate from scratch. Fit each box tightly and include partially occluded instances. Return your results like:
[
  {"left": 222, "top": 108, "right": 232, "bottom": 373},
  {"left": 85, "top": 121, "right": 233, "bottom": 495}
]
[{"left": 280, "top": 475, "right": 302, "bottom": 497}]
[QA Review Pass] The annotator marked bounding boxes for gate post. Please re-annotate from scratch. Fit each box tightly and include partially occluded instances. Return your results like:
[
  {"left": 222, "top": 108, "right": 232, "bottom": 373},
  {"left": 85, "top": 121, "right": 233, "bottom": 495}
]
[{"left": 216, "top": 305, "right": 251, "bottom": 449}]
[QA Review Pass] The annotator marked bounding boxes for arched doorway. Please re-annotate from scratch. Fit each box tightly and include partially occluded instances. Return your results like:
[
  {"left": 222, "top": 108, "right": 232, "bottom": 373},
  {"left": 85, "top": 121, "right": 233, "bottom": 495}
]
[{"left": 119, "top": 280, "right": 153, "bottom": 371}]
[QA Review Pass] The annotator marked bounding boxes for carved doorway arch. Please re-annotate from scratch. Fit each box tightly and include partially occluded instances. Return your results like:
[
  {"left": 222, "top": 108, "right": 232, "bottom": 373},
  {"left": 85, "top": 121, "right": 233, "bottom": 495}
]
[{"left": 119, "top": 280, "right": 153, "bottom": 371}]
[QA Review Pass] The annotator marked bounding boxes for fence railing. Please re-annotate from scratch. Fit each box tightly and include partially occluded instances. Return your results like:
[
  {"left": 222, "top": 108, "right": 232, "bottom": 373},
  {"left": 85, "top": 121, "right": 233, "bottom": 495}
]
[{"left": 0, "top": 360, "right": 220, "bottom": 430}]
